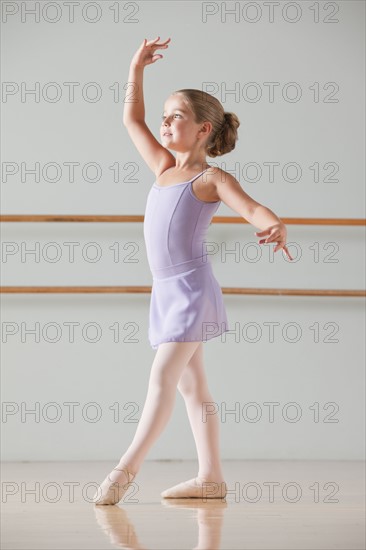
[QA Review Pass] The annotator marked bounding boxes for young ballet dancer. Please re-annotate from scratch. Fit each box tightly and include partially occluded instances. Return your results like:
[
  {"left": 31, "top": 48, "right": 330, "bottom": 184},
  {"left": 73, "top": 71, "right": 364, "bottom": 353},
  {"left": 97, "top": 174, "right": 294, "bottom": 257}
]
[{"left": 92, "top": 37, "right": 293, "bottom": 505}]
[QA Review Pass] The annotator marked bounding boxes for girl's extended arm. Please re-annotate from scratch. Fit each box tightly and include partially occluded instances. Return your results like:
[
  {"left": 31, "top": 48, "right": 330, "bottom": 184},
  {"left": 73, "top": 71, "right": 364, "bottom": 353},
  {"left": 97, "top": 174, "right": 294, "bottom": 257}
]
[
  {"left": 122, "top": 37, "right": 174, "bottom": 175},
  {"left": 215, "top": 171, "right": 293, "bottom": 260},
  {"left": 123, "top": 63, "right": 145, "bottom": 124},
  {"left": 123, "top": 37, "right": 170, "bottom": 124}
]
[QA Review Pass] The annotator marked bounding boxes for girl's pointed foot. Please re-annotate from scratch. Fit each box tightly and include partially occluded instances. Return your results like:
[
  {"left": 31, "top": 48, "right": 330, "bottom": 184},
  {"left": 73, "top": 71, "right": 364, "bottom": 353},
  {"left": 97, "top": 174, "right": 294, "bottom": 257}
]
[{"left": 92, "top": 464, "right": 137, "bottom": 505}]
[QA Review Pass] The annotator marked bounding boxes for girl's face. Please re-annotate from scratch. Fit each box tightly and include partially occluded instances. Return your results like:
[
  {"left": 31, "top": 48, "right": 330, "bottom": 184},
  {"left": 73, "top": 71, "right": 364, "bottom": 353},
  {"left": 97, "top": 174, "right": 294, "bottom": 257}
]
[{"left": 160, "top": 94, "right": 211, "bottom": 152}]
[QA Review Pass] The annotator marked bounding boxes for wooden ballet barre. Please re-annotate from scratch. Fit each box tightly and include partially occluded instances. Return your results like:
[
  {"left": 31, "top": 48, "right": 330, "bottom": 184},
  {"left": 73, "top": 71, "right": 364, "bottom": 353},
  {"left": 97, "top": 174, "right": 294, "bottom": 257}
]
[
  {"left": 0, "top": 286, "right": 365, "bottom": 297},
  {"left": 0, "top": 215, "right": 365, "bottom": 225},
  {"left": 1, "top": 215, "right": 364, "bottom": 296}
]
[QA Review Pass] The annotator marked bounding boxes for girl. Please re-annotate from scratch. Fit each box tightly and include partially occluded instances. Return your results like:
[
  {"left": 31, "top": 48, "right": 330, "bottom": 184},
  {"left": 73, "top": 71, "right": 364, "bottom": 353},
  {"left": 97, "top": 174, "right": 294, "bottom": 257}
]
[{"left": 93, "top": 37, "right": 293, "bottom": 505}]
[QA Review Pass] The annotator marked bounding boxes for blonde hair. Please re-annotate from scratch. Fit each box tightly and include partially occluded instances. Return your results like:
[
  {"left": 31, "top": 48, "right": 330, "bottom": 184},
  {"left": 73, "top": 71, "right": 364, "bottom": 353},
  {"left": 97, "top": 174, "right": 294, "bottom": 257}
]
[{"left": 172, "top": 89, "right": 240, "bottom": 157}]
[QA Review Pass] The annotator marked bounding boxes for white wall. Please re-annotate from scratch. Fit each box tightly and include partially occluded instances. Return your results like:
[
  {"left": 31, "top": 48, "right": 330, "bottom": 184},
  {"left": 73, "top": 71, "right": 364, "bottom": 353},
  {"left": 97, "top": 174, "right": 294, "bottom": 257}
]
[{"left": 1, "top": 1, "right": 365, "bottom": 461}]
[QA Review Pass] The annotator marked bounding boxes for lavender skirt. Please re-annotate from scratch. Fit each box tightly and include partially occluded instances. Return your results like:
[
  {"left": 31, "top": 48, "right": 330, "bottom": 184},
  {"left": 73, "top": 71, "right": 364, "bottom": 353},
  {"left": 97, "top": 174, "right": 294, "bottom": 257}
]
[{"left": 148, "top": 255, "right": 229, "bottom": 350}]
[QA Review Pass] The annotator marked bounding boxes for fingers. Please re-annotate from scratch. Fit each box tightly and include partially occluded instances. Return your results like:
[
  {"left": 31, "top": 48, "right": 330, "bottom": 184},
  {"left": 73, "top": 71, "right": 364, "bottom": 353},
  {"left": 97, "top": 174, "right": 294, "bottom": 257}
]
[
  {"left": 255, "top": 231, "right": 293, "bottom": 260},
  {"left": 144, "top": 36, "right": 171, "bottom": 48},
  {"left": 273, "top": 243, "right": 293, "bottom": 260},
  {"left": 283, "top": 245, "right": 293, "bottom": 260},
  {"left": 151, "top": 54, "right": 163, "bottom": 63},
  {"left": 261, "top": 233, "right": 280, "bottom": 244},
  {"left": 146, "top": 36, "right": 160, "bottom": 46},
  {"left": 256, "top": 228, "right": 293, "bottom": 259}
]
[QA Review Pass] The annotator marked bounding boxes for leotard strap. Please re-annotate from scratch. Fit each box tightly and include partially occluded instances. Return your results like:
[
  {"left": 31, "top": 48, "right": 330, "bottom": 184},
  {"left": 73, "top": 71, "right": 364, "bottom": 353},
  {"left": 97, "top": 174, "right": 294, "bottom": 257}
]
[{"left": 189, "top": 168, "right": 210, "bottom": 183}]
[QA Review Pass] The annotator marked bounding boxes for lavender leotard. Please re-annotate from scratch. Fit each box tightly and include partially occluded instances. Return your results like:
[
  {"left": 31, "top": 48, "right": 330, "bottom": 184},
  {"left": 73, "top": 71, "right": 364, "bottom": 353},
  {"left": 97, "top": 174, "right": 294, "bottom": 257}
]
[{"left": 143, "top": 167, "right": 229, "bottom": 350}]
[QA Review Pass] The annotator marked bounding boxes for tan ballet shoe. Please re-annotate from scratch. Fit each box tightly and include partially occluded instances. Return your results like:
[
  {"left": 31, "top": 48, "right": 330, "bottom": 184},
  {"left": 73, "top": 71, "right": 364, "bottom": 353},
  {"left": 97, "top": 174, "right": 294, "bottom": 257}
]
[
  {"left": 92, "top": 464, "right": 136, "bottom": 505},
  {"left": 161, "top": 477, "right": 227, "bottom": 500}
]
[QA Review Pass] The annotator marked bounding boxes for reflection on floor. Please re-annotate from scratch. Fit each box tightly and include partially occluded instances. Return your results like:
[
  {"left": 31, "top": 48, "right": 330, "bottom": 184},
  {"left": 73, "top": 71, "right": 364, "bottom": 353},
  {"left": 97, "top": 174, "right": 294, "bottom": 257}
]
[{"left": 2, "top": 460, "right": 365, "bottom": 549}]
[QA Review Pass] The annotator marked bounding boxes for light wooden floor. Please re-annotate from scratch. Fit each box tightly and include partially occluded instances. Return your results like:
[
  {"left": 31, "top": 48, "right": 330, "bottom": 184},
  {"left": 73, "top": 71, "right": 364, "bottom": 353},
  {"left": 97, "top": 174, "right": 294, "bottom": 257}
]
[{"left": 1, "top": 460, "right": 364, "bottom": 549}]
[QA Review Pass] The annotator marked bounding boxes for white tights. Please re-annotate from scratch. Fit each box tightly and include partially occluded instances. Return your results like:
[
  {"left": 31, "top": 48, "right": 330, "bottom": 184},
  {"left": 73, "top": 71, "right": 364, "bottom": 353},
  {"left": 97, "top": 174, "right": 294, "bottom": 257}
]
[{"left": 118, "top": 341, "right": 224, "bottom": 482}]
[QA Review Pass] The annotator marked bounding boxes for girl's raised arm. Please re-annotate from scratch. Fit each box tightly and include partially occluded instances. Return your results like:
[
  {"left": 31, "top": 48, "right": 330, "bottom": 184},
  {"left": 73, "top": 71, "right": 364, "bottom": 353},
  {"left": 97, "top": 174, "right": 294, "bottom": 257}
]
[{"left": 123, "top": 37, "right": 175, "bottom": 177}]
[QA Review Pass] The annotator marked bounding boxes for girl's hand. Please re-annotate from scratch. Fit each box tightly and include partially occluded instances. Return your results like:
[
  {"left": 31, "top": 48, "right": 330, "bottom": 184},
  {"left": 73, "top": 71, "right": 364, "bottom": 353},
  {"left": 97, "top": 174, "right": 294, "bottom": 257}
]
[
  {"left": 255, "top": 223, "right": 294, "bottom": 260},
  {"left": 131, "top": 36, "right": 171, "bottom": 68}
]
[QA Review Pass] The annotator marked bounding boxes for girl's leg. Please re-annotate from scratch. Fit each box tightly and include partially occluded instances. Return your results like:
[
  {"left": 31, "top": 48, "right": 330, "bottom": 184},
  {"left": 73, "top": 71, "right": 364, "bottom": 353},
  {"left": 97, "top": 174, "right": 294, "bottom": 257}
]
[
  {"left": 160, "top": 342, "right": 227, "bottom": 498},
  {"left": 118, "top": 340, "right": 200, "bottom": 472},
  {"left": 93, "top": 341, "right": 200, "bottom": 504},
  {"left": 176, "top": 342, "right": 225, "bottom": 483}
]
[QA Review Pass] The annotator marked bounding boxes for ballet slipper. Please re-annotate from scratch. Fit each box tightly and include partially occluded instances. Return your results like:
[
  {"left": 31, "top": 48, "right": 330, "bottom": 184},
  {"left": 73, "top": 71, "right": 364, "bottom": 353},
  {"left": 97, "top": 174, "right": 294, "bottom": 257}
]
[
  {"left": 92, "top": 464, "right": 136, "bottom": 505},
  {"left": 161, "top": 477, "right": 227, "bottom": 499}
]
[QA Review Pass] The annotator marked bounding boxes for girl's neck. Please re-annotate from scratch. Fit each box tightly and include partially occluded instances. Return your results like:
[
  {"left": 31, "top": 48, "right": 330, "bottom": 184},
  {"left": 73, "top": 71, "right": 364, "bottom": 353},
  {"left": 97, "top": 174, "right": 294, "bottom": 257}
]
[{"left": 174, "top": 157, "right": 209, "bottom": 172}]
